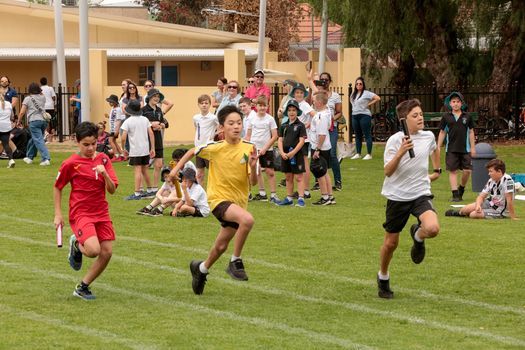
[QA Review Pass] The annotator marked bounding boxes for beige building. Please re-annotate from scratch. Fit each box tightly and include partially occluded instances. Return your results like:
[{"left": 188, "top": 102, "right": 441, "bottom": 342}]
[{"left": 0, "top": 0, "right": 360, "bottom": 143}]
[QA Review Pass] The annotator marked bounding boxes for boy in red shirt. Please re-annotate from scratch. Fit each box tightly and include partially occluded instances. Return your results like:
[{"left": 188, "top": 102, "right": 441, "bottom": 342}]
[{"left": 54, "top": 122, "right": 119, "bottom": 300}]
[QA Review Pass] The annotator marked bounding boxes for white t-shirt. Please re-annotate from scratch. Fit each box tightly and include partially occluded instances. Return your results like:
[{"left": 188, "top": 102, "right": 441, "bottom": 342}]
[
  {"left": 248, "top": 113, "right": 277, "bottom": 150},
  {"left": 108, "top": 106, "right": 125, "bottom": 134},
  {"left": 193, "top": 112, "right": 219, "bottom": 147},
  {"left": 160, "top": 181, "right": 176, "bottom": 195},
  {"left": 310, "top": 109, "right": 332, "bottom": 151},
  {"left": 351, "top": 90, "right": 377, "bottom": 116},
  {"left": 185, "top": 183, "right": 210, "bottom": 217},
  {"left": 41, "top": 85, "right": 56, "bottom": 110},
  {"left": 327, "top": 91, "right": 342, "bottom": 119},
  {"left": 297, "top": 99, "right": 314, "bottom": 142},
  {"left": 381, "top": 131, "right": 437, "bottom": 201},
  {"left": 0, "top": 101, "right": 13, "bottom": 132},
  {"left": 242, "top": 110, "right": 257, "bottom": 139},
  {"left": 120, "top": 115, "right": 152, "bottom": 157}
]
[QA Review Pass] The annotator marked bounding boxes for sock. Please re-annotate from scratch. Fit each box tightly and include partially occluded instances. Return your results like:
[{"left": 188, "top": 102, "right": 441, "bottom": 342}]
[
  {"left": 158, "top": 204, "right": 166, "bottom": 210},
  {"left": 231, "top": 255, "right": 240, "bottom": 262},
  {"left": 134, "top": 191, "right": 142, "bottom": 196},
  {"left": 378, "top": 271, "right": 389, "bottom": 280},
  {"left": 259, "top": 190, "right": 266, "bottom": 196},
  {"left": 146, "top": 204, "right": 153, "bottom": 210},
  {"left": 322, "top": 194, "right": 329, "bottom": 200},
  {"left": 80, "top": 281, "right": 89, "bottom": 289},
  {"left": 452, "top": 190, "right": 459, "bottom": 198},
  {"left": 287, "top": 196, "right": 293, "bottom": 201},
  {"left": 199, "top": 262, "right": 208, "bottom": 274},
  {"left": 414, "top": 228, "right": 424, "bottom": 242},
  {"left": 270, "top": 192, "right": 277, "bottom": 199},
  {"left": 148, "top": 187, "right": 157, "bottom": 193},
  {"left": 329, "top": 195, "right": 334, "bottom": 200},
  {"left": 298, "top": 196, "right": 304, "bottom": 200},
  {"left": 139, "top": 187, "right": 144, "bottom": 192},
  {"left": 304, "top": 190, "right": 310, "bottom": 196}
]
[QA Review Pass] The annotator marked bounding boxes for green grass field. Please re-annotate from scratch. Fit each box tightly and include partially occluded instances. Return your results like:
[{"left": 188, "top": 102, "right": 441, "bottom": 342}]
[{"left": 1, "top": 144, "right": 524, "bottom": 350}]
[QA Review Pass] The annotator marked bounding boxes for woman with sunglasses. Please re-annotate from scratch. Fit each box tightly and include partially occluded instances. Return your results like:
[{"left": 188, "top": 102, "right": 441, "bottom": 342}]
[
  {"left": 121, "top": 81, "right": 144, "bottom": 116},
  {"left": 216, "top": 80, "right": 242, "bottom": 114},
  {"left": 350, "top": 77, "right": 380, "bottom": 160}
]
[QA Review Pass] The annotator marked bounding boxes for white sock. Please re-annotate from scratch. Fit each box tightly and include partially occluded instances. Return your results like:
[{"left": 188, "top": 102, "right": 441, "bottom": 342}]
[
  {"left": 322, "top": 194, "right": 329, "bottom": 200},
  {"left": 199, "top": 262, "right": 208, "bottom": 274},
  {"left": 270, "top": 192, "right": 277, "bottom": 199},
  {"left": 304, "top": 190, "right": 310, "bottom": 196},
  {"left": 231, "top": 255, "right": 240, "bottom": 262},
  {"left": 134, "top": 191, "right": 142, "bottom": 196},
  {"left": 259, "top": 190, "right": 266, "bottom": 196},
  {"left": 378, "top": 271, "right": 389, "bottom": 280},
  {"left": 414, "top": 228, "right": 424, "bottom": 242},
  {"left": 287, "top": 196, "right": 293, "bottom": 201}
]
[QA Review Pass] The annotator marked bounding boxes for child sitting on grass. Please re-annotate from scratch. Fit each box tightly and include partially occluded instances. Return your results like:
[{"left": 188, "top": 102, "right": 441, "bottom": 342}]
[
  {"left": 172, "top": 168, "right": 210, "bottom": 218},
  {"left": 136, "top": 173, "right": 180, "bottom": 217}
]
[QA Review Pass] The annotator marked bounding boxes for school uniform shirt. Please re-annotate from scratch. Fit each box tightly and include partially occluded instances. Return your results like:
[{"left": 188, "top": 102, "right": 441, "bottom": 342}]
[
  {"left": 120, "top": 115, "right": 152, "bottom": 157},
  {"left": 297, "top": 100, "right": 314, "bottom": 142},
  {"left": 54, "top": 153, "right": 119, "bottom": 223},
  {"left": 381, "top": 130, "right": 437, "bottom": 201},
  {"left": 193, "top": 112, "right": 219, "bottom": 147},
  {"left": 309, "top": 109, "right": 332, "bottom": 151},
  {"left": 142, "top": 104, "right": 168, "bottom": 151},
  {"left": 196, "top": 140, "right": 255, "bottom": 210},
  {"left": 279, "top": 118, "right": 307, "bottom": 155},
  {"left": 0, "top": 101, "right": 13, "bottom": 132},
  {"left": 185, "top": 183, "right": 210, "bottom": 217},
  {"left": 351, "top": 90, "right": 377, "bottom": 116},
  {"left": 481, "top": 174, "right": 514, "bottom": 215},
  {"left": 159, "top": 181, "right": 176, "bottom": 194},
  {"left": 248, "top": 113, "right": 277, "bottom": 151},
  {"left": 108, "top": 106, "right": 125, "bottom": 134},
  {"left": 439, "top": 112, "right": 475, "bottom": 153}
]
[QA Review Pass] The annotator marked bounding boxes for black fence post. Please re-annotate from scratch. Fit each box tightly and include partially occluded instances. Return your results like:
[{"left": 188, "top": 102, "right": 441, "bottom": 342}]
[
  {"left": 57, "top": 83, "right": 64, "bottom": 142},
  {"left": 432, "top": 81, "right": 438, "bottom": 112},
  {"left": 348, "top": 83, "right": 353, "bottom": 143},
  {"left": 273, "top": 83, "right": 280, "bottom": 127}
]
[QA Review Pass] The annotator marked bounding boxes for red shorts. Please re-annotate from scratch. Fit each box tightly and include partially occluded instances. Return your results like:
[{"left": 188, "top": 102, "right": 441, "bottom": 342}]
[{"left": 70, "top": 217, "right": 116, "bottom": 245}]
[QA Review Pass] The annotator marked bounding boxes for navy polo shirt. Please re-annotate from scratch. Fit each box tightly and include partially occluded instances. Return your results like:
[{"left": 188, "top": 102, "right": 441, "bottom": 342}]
[{"left": 439, "top": 111, "right": 475, "bottom": 153}]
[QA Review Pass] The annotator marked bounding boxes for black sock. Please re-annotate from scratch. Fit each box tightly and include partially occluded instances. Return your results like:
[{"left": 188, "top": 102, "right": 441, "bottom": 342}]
[
  {"left": 458, "top": 185, "right": 465, "bottom": 197},
  {"left": 80, "top": 281, "right": 89, "bottom": 289},
  {"left": 452, "top": 190, "right": 459, "bottom": 198}
]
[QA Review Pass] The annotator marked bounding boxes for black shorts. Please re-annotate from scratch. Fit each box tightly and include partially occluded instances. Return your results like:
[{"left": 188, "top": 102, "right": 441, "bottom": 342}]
[
  {"left": 196, "top": 156, "right": 209, "bottom": 169},
  {"left": 383, "top": 195, "right": 435, "bottom": 233},
  {"left": 212, "top": 201, "right": 239, "bottom": 229},
  {"left": 128, "top": 155, "right": 150, "bottom": 166},
  {"left": 318, "top": 150, "right": 331, "bottom": 169},
  {"left": 281, "top": 154, "right": 306, "bottom": 174},
  {"left": 301, "top": 143, "right": 310, "bottom": 157},
  {"left": 192, "top": 207, "right": 204, "bottom": 217},
  {"left": 446, "top": 152, "right": 472, "bottom": 171},
  {"left": 154, "top": 148, "right": 163, "bottom": 159},
  {"left": 258, "top": 151, "right": 274, "bottom": 169}
]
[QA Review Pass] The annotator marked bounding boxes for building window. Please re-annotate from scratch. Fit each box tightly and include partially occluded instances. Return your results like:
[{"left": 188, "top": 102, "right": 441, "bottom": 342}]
[{"left": 139, "top": 65, "right": 178, "bottom": 86}]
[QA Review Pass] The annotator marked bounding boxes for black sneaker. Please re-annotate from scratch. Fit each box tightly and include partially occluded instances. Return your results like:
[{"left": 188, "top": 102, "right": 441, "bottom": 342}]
[
  {"left": 248, "top": 193, "right": 253, "bottom": 201},
  {"left": 136, "top": 207, "right": 151, "bottom": 215},
  {"left": 312, "top": 198, "right": 330, "bottom": 205},
  {"left": 68, "top": 235, "right": 82, "bottom": 271},
  {"left": 226, "top": 258, "right": 248, "bottom": 281},
  {"left": 278, "top": 179, "right": 287, "bottom": 187},
  {"left": 450, "top": 197, "right": 462, "bottom": 202},
  {"left": 253, "top": 194, "right": 268, "bottom": 201},
  {"left": 377, "top": 275, "right": 394, "bottom": 299},
  {"left": 334, "top": 181, "right": 342, "bottom": 191},
  {"left": 409, "top": 224, "right": 425, "bottom": 264},
  {"left": 148, "top": 207, "right": 163, "bottom": 217},
  {"left": 190, "top": 260, "right": 208, "bottom": 295},
  {"left": 304, "top": 192, "right": 311, "bottom": 199},
  {"left": 445, "top": 209, "right": 462, "bottom": 217},
  {"left": 312, "top": 182, "right": 320, "bottom": 191},
  {"left": 329, "top": 196, "right": 336, "bottom": 205},
  {"left": 73, "top": 283, "right": 96, "bottom": 300},
  {"left": 291, "top": 191, "right": 299, "bottom": 199}
]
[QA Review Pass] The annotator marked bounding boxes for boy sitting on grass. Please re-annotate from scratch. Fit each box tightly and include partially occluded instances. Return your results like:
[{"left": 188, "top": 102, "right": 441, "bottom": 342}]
[
  {"left": 172, "top": 168, "right": 210, "bottom": 218},
  {"left": 445, "top": 159, "right": 517, "bottom": 220},
  {"left": 136, "top": 173, "right": 180, "bottom": 217}
]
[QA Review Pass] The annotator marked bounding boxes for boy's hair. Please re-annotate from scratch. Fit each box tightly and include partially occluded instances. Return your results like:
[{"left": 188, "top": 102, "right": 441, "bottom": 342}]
[
  {"left": 313, "top": 91, "right": 328, "bottom": 104},
  {"left": 217, "top": 105, "right": 242, "bottom": 125},
  {"left": 396, "top": 99, "right": 422, "bottom": 120},
  {"left": 239, "top": 97, "right": 251, "bottom": 105},
  {"left": 255, "top": 95, "right": 268, "bottom": 106},
  {"left": 40, "top": 77, "right": 48, "bottom": 85},
  {"left": 75, "top": 122, "right": 98, "bottom": 141},
  {"left": 198, "top": 94, "right": 211, "bottom": 104},
  {"left": 171, "top": 148, "right": 188, "bottom": 161},
  {"left": 485, "top": 159, "right": 505, "bottom": 173}
]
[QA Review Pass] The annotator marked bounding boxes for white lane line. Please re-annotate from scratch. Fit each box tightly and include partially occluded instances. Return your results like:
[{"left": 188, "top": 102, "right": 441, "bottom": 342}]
[
  {"left": 0, "top": 303, "right": 158, "bottom": 350},
  {"left": 2, "top": 213, "right": 525, "bottom": 317},
  {"left": 2, "top": 232, "right": 525, "bottom": 348},
  {"left": 0, "top": 258, "right": 372, "bottom": 350}
]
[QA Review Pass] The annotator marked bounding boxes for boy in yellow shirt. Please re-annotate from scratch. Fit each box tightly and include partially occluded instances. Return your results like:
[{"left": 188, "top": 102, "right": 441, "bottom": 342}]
[{"left": 169, "top": 105, "right": 258, "bottom": 295}]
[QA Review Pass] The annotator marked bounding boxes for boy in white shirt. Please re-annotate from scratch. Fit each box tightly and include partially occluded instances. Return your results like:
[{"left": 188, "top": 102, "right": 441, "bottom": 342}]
[
  {"left": 238, "top": 97, "right": 255, "bottom": 139},
  {"left": 136, "top": 175, "right": 180, "bottom": 216},
  {"left": 246, "top": 96, "right": 279, "bottom": 203},
  {"left": 291, "top": 83, "right": 316, "bottom": 199},
  {"left": 193, "top": 94, "right": 219, "bottom": 184},
  {"left": 104, "top": 94, "right": 125, "bottom": 160},
  {"left": 378, "top": 99, "right": 441, "bottom": 299},
  {"left": 120, "top": 100, "right": 155, "bottom": 200},
  {"left": 172, "top": 168, "right": 210, "bottom": 218},
  {"left": 310, "top": 92, "right": 334, "bottom": 205}
]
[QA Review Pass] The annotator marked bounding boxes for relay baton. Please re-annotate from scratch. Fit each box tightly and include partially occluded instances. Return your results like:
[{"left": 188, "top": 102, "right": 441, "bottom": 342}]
[
  {"left": 174, "top": 176, "right": 182, "bottom": 198},
  {"left": 56, "top": 224, "right": 63, "bottom": 248},
  {"left": 400, "top": 118, "right": 415, "bottom": 158}
]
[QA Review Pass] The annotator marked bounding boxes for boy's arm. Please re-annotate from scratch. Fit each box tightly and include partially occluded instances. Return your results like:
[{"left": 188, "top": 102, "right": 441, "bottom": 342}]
[
  {"left": 147, "top": 126, "right": 155, "bottom": 158},
  {"left": 53, "top": 186, "right": 64, "bottom": 229},
  {"left": 384, "top": 137, "right": 413, "bottom": 177},
  {"left": 428, "top": 146, "right": 441, "bottom": 182},
  {"left": 114, "top": 119, "right": 122, "bottom": 136},
  {"left": 288, "top": 137, "right": 305, "bottom": 158},
  {"left": 161, "top": 99, "right": 174, "bottom": 114},
  {"left": 261, "top": 128, "right": 278, "bottom": 155},
  {"left": 474, "top": 192, "right": 488, "bottom": 213},
  {"left": 278, "top": 137, "right": 287, "bottom": 159},
  {"left": 245, "top": 128, "right": 252, "bottom": 141},
  {"left": 469, "top": 129, "right": 476, "bottom": 157},
  {"left": 182, "top": 185, "right": 193, "bottom": 206},
  {"left": 505, "top": 193, "right": 518, "bottom": 220},
  {"left": 437, "top": 130, "right": 446, "bottom": 149},
  {"left": 95, "top": 164, "right": 116, "bottom": 194},
  {"left": 121, "top": 130, "right": 128, "bottom": 155},
  {"left": 249, "top": 146, "right": 258, "bottom": 185}
]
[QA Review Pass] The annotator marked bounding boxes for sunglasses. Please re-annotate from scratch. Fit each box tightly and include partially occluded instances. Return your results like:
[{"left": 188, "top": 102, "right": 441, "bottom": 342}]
[
  {"left": 254, "top": 75, "right": 264, "bottom": 78},
  {"left": 248, "top": 80, "right": 255, "bottom": 83},
  {"left": 144, "top": 84, "right": 152, "bottom": 88},
  {"left": 228, "top": 86, "right": 238, "bottom": 89},
  {"left": 128, "top": 86, "right": 136, "bottom": 89}
]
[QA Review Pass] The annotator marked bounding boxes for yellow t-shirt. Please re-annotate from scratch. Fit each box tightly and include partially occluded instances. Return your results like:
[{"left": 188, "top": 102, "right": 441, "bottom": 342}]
[{"left": 196, "top": 140, "right": 255, "bottom": 210}]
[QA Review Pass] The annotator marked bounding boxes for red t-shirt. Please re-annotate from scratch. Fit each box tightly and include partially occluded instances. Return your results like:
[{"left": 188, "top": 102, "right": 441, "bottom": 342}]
[{"left": 54, "top": 153, "right": 118, "bottom": 223}]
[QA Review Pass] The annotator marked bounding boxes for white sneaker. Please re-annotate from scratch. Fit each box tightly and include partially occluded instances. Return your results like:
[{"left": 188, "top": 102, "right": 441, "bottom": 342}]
[
  {"left": 23, "top": 157, "right": 33, "bottom": 164},
  {"left": 363, "top": 154, "right": 373, "bottom": 160},
  {"left": 7, "top": 159, "right": 15, "bottom": 168},
  {"left": 40, "top": 160, "right": 51, "bottom": 166},
  {"left": 350, "top": 153, "right": 361, "bottom": 160}
]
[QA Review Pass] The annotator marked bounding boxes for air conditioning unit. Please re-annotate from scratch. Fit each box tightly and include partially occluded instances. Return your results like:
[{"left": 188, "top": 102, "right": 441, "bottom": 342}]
[{"left": 62, "top": 0, "right": 78, "bottom": 6}]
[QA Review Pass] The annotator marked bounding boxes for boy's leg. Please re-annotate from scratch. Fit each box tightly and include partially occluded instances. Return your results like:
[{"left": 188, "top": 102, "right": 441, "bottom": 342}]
[
  {"left": 285, "top": 173, "right": 294, "bottom": 196},
  {"left": 295, "top": 173, "right": 304, "bottom": 197},
  {"left": 133, "top": 165, "right": 143, "bottom": 192},
  {"left": 153, "top": 158, "right": 163, "bottom": 187},
  {"left": 458, "top": 202, "right": 476, "bottom": 216},
  {"left": 179, "top": 204, "right": 196, "bottom": 215},
  {"left": 80, "top": 239, "right": 113, "bottom": 285},
  {"left": 141, "top": 164, "right": 153, "bottom": 189},
  {"left": 379, "top": 233, "right": 399, "bottom": 276},
  {"left": 449, "top": 170, "right": 458, "bottom": 190},
  {"left": 303, "top": 155, "right": 310, "bottom": 195},
  {"left": 410, "top": 208, "right": 440, "bottom": 264}
]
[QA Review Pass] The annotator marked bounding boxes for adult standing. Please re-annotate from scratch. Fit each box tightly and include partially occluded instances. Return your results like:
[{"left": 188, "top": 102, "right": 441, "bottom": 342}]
[
  {"left": 350, "top": 77, "right": 380, "bottom": 160},
  {"left": 120, "top": 81, "right": 143, "bottom": 116},
  {"left": 211, "top": 77, "right": 227, "bottom": 111},
  {"left": 0, "top": 94, "right": 15, "bottom": 168},
  {"left": 142, "top": 88, "right": 169, "bottom": 189},
  {"left": 19, "top": 82, "right": 51, "bottom": 166},
  {"left": 216, "top": 80, "right": 242, "bottom": 113},
  {"left": 0, "top": 76, "right": 19, "bottom": 115},
  {"left": 244, "top": 70, "right": 271, "bottom": 108},
  {"left": 40, "top": 77, "right": 56, "bottom": 143}
]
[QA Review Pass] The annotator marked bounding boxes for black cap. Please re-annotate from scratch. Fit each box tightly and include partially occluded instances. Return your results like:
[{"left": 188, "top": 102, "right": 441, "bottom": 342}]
[
  {"left": 283, "top": 99, "right": 303, "bottom": 117},
  {"left": 182, "top": 167, "right": 197, "bottom": 183},
  {"left": 310, "top": 156, "right": 328, "bottom": 178},
  {"left": 105, "top": 94, "right": 119, "bottom": 105},
  {"left": 125, "top": 99, "right": 142, "bottom": 115},
  {"left": 145, "top": 88, "right": 165, "bottom": 104},
  {"left": 290, "top": 83, "right": 309, "bottom": 98}
]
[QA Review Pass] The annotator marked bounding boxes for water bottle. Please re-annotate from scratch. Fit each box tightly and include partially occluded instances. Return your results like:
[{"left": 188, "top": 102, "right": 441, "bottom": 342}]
[{"left": 289, "top": 147, "right": 296, "bottom": 165}]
